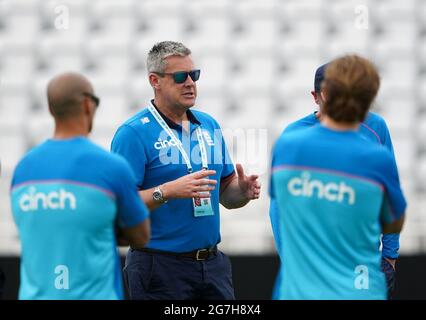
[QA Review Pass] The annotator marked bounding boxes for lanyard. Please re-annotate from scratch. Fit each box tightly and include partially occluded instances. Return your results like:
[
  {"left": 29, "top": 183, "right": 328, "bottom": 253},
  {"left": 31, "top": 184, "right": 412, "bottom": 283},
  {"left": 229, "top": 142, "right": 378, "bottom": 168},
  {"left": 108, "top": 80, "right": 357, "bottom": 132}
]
[{"left": 148, "top": 105, "right": 208, "bottom": 173}]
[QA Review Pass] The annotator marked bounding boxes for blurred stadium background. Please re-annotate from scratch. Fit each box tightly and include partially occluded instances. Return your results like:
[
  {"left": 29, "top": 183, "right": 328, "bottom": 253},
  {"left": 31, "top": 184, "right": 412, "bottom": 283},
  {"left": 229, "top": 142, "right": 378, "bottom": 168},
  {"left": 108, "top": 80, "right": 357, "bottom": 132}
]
[{"left": 1, "top": 0, "right": 426, "bottom": 299}]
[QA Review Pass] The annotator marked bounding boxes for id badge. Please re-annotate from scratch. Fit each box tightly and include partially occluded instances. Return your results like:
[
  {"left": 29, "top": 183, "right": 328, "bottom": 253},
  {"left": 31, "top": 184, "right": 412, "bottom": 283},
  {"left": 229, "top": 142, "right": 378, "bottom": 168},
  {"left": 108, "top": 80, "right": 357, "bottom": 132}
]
[{"left": 193, "top": 192, "right": 214, "bottom": 217}]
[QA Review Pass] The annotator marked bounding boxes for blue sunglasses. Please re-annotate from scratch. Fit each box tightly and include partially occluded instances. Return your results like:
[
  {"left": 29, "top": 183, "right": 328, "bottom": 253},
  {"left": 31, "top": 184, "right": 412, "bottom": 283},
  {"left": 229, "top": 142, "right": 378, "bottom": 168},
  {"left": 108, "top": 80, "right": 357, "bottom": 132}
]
[{"left": 154, "top": 69, "right": 201, "bottom": 84}]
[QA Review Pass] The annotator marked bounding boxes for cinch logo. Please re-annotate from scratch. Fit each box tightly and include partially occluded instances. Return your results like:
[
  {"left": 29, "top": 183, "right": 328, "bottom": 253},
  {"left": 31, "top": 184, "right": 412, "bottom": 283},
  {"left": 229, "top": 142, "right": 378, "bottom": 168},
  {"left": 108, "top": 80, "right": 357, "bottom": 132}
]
[
  {"left": 287, "top": 172, "right": 356, "bottom": 205},
  {"left": 19, "top": 186, "right": 77, "bottom": 212},
  {"left": 154, "top": 138, "right": 178, "bottom": 150}
]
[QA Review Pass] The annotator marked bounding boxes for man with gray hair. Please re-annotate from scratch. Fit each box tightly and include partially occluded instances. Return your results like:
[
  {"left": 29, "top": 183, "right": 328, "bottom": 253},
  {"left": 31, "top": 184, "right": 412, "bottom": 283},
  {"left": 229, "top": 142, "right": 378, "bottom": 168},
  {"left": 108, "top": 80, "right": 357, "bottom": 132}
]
[{"left": 112, "top": 41, "right": 261, "bottom": 300}]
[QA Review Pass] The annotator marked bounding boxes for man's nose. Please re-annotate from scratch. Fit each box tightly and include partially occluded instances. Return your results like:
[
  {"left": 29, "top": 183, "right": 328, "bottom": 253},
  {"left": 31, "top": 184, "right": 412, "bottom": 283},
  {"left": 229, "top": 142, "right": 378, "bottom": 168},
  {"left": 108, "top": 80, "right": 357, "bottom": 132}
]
[{"left": 183, "top": 74, "right": 195, "bottom": 86}]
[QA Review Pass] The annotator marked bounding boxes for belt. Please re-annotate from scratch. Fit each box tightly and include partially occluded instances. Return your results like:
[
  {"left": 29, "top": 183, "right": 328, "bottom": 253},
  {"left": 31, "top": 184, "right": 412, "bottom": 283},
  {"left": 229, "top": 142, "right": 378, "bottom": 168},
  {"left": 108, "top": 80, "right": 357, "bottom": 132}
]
[{"left": 134, "top": 246, "right": 218, "bottom": 261}]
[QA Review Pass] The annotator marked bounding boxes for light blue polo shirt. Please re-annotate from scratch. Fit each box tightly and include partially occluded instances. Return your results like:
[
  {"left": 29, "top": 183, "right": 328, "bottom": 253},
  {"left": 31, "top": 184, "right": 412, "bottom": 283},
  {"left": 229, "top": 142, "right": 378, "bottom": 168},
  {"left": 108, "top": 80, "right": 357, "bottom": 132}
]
[
  {"left": 271, "top": 111, "right": 397, "bottom": 252},
  {"left": 11, "top": 137, "right": 149, "bottom": 300},
  {"left": 270, "top": 125, "right": 406, "bottom": 299},
  {"left": 111, "top": 102, "right": 235, "bottom": 252},
  {"left": 270, "top": 111, "right": 399, "bottom": 299}
]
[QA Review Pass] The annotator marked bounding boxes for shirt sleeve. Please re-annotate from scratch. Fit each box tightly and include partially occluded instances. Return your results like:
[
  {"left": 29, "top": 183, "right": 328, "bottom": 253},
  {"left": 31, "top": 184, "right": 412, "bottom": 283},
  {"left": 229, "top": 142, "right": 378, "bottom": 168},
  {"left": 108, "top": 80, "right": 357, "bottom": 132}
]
[
  {"left": 381, "top": 233, "right": 400, "bottom": 259},
  {"left": 378, "top": 119, "right": 401, "bottom": 260},
  {"left": 379, "top": 152, "right": 407, "bottom": 224},
  {"left": 112, "top": 157, "right": 150, "bottom": 228},
  {"left": 111, "top": 125, "right": 147, "bottom": 190},
  {"left": 378, "top": 118, "right": 395, "bottom": 156}
]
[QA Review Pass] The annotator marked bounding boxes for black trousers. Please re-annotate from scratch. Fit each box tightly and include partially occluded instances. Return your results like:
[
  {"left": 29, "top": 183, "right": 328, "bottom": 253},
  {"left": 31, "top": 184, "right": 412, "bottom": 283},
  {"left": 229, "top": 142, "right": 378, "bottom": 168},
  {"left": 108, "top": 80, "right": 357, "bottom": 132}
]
[
  {"left": 123, "top": 248, "right": 235, "bottom": 300},
  {"left": 0, "top": 267, "right": 5, "bottom": 300}
]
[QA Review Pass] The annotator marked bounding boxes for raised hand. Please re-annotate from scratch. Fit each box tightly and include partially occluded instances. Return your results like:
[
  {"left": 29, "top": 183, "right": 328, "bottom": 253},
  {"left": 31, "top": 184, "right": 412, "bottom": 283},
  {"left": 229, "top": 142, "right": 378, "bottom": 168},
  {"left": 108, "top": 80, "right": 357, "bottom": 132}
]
[{"left": 236, "top": 164, "right": 261, "bottom": 200}]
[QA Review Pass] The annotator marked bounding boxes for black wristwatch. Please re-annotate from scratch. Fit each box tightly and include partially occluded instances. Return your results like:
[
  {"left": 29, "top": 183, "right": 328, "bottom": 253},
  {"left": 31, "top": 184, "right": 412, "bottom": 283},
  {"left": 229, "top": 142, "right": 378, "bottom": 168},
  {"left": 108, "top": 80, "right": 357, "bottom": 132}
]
[{"left": 152, "top": 187, "right": 167, "bottom": 204}]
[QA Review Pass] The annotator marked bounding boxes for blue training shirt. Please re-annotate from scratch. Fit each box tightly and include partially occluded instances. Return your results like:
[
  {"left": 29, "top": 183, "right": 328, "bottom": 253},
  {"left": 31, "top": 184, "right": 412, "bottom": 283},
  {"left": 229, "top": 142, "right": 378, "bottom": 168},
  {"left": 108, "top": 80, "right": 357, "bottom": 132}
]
[
  {"left": 270, "top": 125, "right": 406, "bottom": 299},
  {"left": 270, "top": 111, "right": 399, "bottom": 299},
  {"left": 270, "top": 111, "right": 398, "bottom": 257},
  {"left": 111, "top": 103, "right": 235, "bottom": 252},
  {"left": 11, "top": 137, "right": 149, "bottom": 300}
]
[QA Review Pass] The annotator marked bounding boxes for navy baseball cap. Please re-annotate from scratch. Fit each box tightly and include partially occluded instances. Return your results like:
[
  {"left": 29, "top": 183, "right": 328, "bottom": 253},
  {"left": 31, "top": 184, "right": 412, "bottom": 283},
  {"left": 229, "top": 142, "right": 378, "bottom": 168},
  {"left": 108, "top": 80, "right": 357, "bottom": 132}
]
[{"left": 314, "top": 63, "right": 329, "bottom": 93}]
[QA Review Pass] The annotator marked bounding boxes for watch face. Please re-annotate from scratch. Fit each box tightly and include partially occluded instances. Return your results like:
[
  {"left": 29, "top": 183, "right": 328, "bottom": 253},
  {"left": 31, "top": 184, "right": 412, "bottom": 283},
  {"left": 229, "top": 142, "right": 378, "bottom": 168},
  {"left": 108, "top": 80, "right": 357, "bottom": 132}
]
[{"left": 153, "top": 190, "right": 162, "bottom": 201}]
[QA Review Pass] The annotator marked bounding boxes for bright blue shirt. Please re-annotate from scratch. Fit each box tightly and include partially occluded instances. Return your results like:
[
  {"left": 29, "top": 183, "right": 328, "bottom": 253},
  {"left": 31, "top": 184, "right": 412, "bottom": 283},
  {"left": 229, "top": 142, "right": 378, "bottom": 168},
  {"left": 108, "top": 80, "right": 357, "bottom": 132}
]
[
  {"left": 270, "top": 125, "right": 406, "bottom": 299},
  {"left": 270, "top": 111, "right": 399, "bottom": 299},
  {"left": 111, "top": 103, "right": 235, "bottom": 252},
  {"left": 271, "top": 111, "right": 399, "bottom": 258},
  {"left": 11, "top": 137, "right": 149, "bottom": 300}
]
